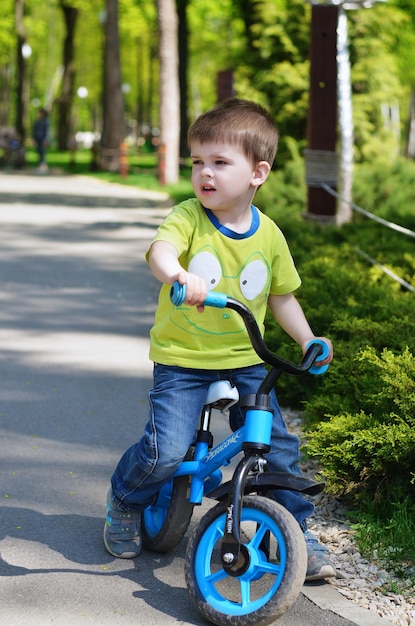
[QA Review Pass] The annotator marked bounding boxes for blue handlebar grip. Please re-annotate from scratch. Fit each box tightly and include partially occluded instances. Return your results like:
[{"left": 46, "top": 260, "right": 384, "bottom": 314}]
[
  {"left": 203, "top": 291, "right": 228, "bottom": 308},
  {"left": 306, "top": 339, "right": 330, "bottom": 375},
  {"left": 170, "top": 281, "right": 187, "bottom": 306},
  {"left": 170, "top": 280, "right": 228, "bottom": 308}
]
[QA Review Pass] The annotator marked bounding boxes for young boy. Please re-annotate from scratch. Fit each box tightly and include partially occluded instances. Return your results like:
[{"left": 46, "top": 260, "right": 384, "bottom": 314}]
[{"left": 104, "top": 98, "right": 335, "bottom": 581}]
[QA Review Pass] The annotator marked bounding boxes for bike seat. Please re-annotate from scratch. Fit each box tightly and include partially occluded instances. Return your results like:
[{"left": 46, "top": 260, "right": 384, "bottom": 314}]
[{"left": 205, "top": 380, "right": 239, "bottom": 412}]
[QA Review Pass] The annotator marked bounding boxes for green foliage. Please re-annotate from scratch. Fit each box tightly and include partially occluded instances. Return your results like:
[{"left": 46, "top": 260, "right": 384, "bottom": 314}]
[
  {"left": 0, "top": 1, "right": 15, "bottom": 65},
  {"left": 259, "top": 159, "right": 415, "bottom": 570},
  {"left": 353, "top": 158, "right": 415, "bottom": 229},
  {"left": 262, "top": 158, "right": 415, "bottom": 411},
  {"left": 348, "top": 5, "right": 410, "bottom": 161},
  {"left": 188, "top": 0, "right": 243, "bottom": 115},
  {"left": 255, "top": 153, "right": 306, "bottom": 222},
  {"left": 24, "top": 146, "right": 194, "bottom": 200},
  {"left": 352, "top": 496, "right": 415, "bottom": 578},
  {"left": 2, "top": 0, "right": 415, "bottom": 168},
  {"left": 305, "top": 347, "right": 415, "bottom": 497},
  {"left": 231, "top": 0, "right": 311, "bottom": 160}
]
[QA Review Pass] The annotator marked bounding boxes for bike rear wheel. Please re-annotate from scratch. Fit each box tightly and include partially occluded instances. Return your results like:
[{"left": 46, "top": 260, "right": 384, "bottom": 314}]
[
  {"left": 185, "top": 495, "right": 306, "bottom": 626},
  {"left": 142, "top": 473, "right": 194, "bottom": 552}
]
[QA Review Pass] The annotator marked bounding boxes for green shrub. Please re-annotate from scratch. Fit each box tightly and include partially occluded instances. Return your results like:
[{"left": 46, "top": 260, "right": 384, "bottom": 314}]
[
  {"left": 264, "top": 227, "right": 415, "bottom": 411},
  {"left": 352, "top": 496, "right": 415, "bottom": 575},
  {"left": 305, "top": 347, "right": 415, "bottom": 500},
  {"left": 74, "top": 149, "right": 415, "bottom": 569},
  {"left": 353, "top": 158, "right": 415, "bottom": 229},
  {"left": 255, "top": 156, "right": 306, "bottom": 223},
  {"left": 260, "top": 157, "right": 415, "bottom": 525}
]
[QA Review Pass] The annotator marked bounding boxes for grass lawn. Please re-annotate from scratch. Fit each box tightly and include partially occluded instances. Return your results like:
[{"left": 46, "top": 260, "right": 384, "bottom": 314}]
[{"left": 25, "top": 146, "right": 194, "bottom": 204}]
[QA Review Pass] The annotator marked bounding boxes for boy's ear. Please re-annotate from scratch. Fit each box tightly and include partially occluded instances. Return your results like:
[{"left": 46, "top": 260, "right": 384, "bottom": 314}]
[{"left": 252, "top": 161, "right": 271, "bottom": 187}]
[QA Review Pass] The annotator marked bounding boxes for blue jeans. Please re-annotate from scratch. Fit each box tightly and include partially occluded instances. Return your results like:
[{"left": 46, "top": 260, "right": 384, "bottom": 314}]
[
  {"left": 36, "top": 140, "right": 46, "bottom": 164},
  {"left": 111, "top": 363, "right": 313, "bottom": 530}
]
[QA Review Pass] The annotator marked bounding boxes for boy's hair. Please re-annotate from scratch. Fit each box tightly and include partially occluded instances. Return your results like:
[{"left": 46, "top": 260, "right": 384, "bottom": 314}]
[{"left": 187, "top": 98, "right": 279, "bottom": 166}]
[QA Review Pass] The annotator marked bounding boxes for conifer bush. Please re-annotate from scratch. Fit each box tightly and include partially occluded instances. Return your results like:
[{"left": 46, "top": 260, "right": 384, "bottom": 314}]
[
  {"left": 261, "top": 159, "right": 415, "bottom": 512},
  {"left": 305, "top": 346, "right": 415, "bottom": 499}
]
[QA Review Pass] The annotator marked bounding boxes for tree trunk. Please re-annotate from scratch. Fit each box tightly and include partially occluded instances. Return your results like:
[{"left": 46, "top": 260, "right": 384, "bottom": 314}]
[
  {"left": 15, "top": 0, "right": 27, "bottom": 144},
  {"left": 0, "top": 65, "right": 12, "bottom": 127},
  {"left": 177, "top": 0, "right": 189, "bottom": 158},
  {"left": 101, "top": 0, "right": 125, "bottom": 172},
  {"left": 406, "top": 89, "right": 415, "bottom": 159},
  {"left": 56, "top": 1, "right": 78, "bottom": 151},
  {"left": 156, "top": 0, "right": 180, "bottom": 184}
]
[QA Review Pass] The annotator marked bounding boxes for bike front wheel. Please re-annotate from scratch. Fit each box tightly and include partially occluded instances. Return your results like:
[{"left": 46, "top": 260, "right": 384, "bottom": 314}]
[{"left": 185, "top": 495, "right": 307, "bottom": 626}]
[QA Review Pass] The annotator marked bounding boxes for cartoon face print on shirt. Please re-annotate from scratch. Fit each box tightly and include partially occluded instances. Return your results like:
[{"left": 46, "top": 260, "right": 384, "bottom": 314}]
[{"left": 170, "top": 245, "right": 270, "bottom": 337}]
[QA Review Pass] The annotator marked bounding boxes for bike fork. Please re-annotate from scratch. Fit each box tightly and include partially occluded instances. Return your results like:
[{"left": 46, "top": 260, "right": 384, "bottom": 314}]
[
  {"left": 220, "top": 399, "right": 273, "bottom": 576},
  {"left": 220, "top": 452, "right": 260, "bottom": 574}
]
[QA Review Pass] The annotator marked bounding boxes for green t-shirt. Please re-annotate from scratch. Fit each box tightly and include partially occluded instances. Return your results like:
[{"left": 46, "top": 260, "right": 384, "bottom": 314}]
[{"left": 146, "top": 199, "right": 301, "bottom": 369}]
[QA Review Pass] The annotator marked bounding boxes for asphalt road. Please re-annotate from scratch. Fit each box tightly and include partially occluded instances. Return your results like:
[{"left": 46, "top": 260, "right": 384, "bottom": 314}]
[{"left": 0, "top": 170, "right": 391, "bottom": 626}]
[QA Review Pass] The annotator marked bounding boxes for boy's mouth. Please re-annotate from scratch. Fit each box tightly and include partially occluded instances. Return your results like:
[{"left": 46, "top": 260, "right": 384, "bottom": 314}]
[{"left": 202, "top": 184, "right": 215, "bottom": 192}]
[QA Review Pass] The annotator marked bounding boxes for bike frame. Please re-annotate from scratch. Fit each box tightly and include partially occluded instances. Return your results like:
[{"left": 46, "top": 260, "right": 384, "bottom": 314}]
[
  {"left": 173, "top": 427, "right": 245, "bottom": 504},
  {"left": 164, "top": 281, "right": 329, "bottom": 574}
]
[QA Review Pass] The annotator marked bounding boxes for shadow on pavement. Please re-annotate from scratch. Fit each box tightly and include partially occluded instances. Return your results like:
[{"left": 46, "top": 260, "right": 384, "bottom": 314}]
[{"left": 0, "top": 507, "right": 202, "bottom": 624}]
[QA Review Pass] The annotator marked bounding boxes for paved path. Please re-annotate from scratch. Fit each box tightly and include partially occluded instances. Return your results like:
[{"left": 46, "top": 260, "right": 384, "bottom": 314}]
[{"left": 0, "top": 170, "right": 391, "bottom": 626}]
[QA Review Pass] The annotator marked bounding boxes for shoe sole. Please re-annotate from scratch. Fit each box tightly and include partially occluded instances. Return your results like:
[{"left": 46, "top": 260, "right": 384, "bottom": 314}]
[{"left": 305, "top": 563, "right": 337, "bottom": 582}]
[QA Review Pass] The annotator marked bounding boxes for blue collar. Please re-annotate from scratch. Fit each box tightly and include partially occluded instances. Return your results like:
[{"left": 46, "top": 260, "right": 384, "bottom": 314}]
[{"left": 203, "top": 205, "right": 259, "bottom": 239}]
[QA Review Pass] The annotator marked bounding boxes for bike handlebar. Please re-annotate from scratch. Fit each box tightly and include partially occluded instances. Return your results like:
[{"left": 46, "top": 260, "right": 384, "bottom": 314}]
[{"left": 170, "top": 281, "right": 330, "bottom": 376}]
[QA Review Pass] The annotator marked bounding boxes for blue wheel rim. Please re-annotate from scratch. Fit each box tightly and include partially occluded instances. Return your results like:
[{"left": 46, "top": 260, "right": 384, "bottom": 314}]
[{"left": 193, "top": 506, "right": 287, "bottom": 616}]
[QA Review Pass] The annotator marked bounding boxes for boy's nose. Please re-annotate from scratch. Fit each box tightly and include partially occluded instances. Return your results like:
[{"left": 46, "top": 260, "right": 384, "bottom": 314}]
[{"left": 201, "top": 166, "right": 213, "bottom": 178}]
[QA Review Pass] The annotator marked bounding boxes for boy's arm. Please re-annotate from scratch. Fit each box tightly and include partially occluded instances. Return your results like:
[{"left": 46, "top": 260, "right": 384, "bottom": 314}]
[
  {"left": 147, "top": 240, "right": 208, "bottom": 308},
  {"left": 268, "top": 293, "right": 333, "bottom": 364}
]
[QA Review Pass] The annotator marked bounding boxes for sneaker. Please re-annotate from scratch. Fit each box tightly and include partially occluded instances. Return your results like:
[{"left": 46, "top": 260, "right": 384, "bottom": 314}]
[
  {"left": 304, "top": 531, "right": 336, "bottom": 581},
  {"left": 103, "top": 488, "right": 142, "bottom": 558}
]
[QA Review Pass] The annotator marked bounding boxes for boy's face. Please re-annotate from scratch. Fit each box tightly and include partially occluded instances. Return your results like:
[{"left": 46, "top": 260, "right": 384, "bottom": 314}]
[{"left": 190, "top": 141, "right": 266, "bottom": 215}]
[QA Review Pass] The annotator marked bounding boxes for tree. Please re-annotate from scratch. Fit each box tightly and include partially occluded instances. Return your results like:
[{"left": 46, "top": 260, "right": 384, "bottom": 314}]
[
  {"left": 56, "top": 0, "right": 78, "bottom": 150},
  {"left": 177, "top": 0, "right": 189, "bottom": 158},
  {"left": 348, "top": 4, "right": 407, "bottom": 162},
  {"left": 0, "top": 0, "right": 15, "bottom": 127},
  {"left": 187, "top": 0, "right": 240, "bottom": 117},
  {"left": 232, "top": 0, "right": 311, "bottom": 160},
  {"left": 118, "top": 0, "right": 158, "bottom": 146},
  {"left": 391, "top": 0, "right": 415, "bottom": 158},
  {"left": 3, "top": 0, "right": 415, "bottom": 174},
  {"left": 100, "top": 0, "right": 125, "bottom": 171},
  {"left": 15, "top": 0, "right": 29, "bottom": 143},
  {"left": 156, "top": 0, "right": 180, "bottom": 184}
]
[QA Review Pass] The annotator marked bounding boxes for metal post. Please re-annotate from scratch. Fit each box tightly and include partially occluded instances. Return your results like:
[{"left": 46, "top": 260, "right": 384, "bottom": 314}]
[
  {"left": 119, "top": 141, "right": 128, "bottom": 178},
  {"left": 305, "top": 4, "right": 339, "bottom": 221},
  {"left": 217, "top": 69, "right": 235, "bottom": 102},
  {"left": 305, "top": 0, "right": 387, "bottom": 223},
  {"left": 337, "top": 7, "right": 353, "bottom": 224}
]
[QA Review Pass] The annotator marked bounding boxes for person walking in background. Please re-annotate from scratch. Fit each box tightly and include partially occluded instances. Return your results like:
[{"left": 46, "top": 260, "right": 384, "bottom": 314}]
[{"left": 33, "top": 107, "right": 49, "bottom": 172}]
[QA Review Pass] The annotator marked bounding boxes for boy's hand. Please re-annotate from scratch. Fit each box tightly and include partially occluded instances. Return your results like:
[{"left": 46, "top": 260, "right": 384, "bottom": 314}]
[
  {"left": 177, "top": 270, "right": 208, "bottom": 312},
  {"left": 301, "top": 336, "right": 333, "bottom": 365}
]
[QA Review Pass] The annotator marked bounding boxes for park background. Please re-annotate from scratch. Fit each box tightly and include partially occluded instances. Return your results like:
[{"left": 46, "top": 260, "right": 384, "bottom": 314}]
[{"left": 1, "top": 0, "right": 415, "bottom": 602}]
